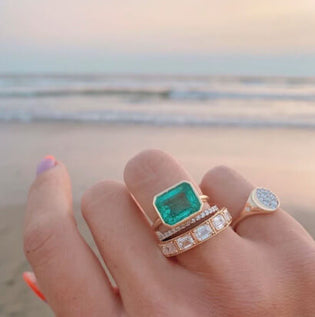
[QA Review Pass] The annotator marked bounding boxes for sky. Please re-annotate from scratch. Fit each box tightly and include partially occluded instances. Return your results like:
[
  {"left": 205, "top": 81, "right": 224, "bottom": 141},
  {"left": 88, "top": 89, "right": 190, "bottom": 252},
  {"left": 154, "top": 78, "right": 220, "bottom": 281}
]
[{"left": 1, "top": 0, "right": 315, "bottom": 75}]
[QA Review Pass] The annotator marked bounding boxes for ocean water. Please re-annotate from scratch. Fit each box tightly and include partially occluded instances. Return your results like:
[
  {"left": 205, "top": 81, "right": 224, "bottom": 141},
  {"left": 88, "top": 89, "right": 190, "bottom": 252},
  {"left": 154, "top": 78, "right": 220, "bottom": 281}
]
[{"left": 1, "top": 74, "right": 315, "bottom": 128}]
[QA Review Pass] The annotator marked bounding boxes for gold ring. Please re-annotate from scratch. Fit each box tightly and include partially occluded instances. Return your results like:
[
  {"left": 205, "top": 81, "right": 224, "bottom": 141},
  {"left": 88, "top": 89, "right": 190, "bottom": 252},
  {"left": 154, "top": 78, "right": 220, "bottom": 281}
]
[
  {"left": 159, "top": 208, "right": 232, "bottom": 257},
  {"left": 156, "top": 205, "right": 219, "bottom": 241},
  {"left": 232, "top": 187, "right": 280, "bottom": 230}
]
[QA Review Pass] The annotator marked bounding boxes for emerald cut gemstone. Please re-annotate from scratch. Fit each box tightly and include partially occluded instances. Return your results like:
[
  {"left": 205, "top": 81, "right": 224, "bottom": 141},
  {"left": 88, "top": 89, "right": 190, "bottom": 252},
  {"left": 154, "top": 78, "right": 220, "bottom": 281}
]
[{"left": 153, "top": 181, "right": 202, "bottom": 226}]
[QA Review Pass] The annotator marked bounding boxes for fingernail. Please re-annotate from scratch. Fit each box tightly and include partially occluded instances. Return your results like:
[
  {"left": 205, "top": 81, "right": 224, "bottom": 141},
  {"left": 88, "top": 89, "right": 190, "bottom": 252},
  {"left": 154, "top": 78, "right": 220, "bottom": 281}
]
[
  {"left": 36, "top": 155, "right": 57, "bottom": 176},
  {"left": 23, "top": 272, "right": 46, "bottom": 302}
]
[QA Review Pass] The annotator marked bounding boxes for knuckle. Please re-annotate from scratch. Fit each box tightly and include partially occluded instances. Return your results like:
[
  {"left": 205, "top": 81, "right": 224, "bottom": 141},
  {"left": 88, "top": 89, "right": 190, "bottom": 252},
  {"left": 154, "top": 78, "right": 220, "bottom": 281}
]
[
  {"left": 81, "top": 180, "right": 126, "bottom": 219},
  {"left": 124, "top": 150, "right": 180, "bottom": 192},
  {"left": 23, "top": 217, "right": 62, "bottom": 265},
  {"left": 124, "top": 149, "right": 169, "bottom": 178},
  {"left": 202, "top": 165, "right": 235, "bottom": 183}
]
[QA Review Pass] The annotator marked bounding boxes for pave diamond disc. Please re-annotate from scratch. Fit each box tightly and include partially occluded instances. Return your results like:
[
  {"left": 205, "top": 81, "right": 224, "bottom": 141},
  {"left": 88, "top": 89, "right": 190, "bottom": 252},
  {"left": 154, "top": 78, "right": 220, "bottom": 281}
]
[{"left": 253, "top": 188, "right": 280, "bottom": 211}]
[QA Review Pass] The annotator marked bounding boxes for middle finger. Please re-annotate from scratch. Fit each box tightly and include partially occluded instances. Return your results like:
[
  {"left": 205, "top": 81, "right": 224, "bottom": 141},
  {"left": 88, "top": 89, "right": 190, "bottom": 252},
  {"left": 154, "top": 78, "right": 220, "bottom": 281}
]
[
  {"left": 124, "top": 149, "right": 243, "bottom": 271},
  {"left": 81, "top": 180, "right": 175, "bottom": 314}
]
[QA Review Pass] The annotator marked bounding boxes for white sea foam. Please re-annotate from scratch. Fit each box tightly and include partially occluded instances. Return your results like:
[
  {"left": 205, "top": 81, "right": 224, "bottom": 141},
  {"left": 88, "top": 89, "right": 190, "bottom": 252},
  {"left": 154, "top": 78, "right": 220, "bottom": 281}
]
[{"left": 1, "top": 74, "right": 315, "bottom": 128}]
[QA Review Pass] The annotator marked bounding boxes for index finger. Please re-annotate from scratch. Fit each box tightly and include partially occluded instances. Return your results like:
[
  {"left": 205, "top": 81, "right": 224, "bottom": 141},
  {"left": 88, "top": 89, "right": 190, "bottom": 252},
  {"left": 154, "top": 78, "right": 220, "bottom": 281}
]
[{"left": 24, "top": 157, "right": 121, "bottom": 316}]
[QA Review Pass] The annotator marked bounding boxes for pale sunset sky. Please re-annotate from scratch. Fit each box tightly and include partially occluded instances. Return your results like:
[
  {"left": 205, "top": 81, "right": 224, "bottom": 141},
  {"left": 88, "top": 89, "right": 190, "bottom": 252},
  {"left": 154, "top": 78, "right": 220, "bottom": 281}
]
[{"left": 0, "top": 0, "right": 315, "bottom": 75}]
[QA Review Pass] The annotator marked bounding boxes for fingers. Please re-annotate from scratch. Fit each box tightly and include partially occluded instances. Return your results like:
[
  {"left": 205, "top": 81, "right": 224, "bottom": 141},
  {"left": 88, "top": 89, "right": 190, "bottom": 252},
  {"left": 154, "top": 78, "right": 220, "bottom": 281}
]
[
  {"left": 200, "top": 166, "right": 308, "bottom": 243},
  {"left": 200, "top": 165, "right": 254, "bottom": 221},
  {"left": 123, "top": 149, "right": 241, "bottom": 271},
  {"left": 24, "top": 157, "right": 121, "bottom": 317},
  {"left": 81, "top": 180, "right": 174, "bottom": 315}
]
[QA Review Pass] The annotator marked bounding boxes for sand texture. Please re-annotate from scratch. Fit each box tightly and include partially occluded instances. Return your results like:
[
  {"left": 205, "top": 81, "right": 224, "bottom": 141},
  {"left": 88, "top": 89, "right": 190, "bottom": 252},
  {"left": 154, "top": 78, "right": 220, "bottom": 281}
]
[{"left": 1, "top": 122, "right": 315, "bottom": 316}]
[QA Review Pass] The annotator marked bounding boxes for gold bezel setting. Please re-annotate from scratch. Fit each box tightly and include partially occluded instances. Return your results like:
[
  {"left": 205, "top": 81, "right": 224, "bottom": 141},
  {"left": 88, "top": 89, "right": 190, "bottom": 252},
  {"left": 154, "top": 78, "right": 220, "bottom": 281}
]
[{"left": 153, "top": 181, "right": 204, "bottom": 228}]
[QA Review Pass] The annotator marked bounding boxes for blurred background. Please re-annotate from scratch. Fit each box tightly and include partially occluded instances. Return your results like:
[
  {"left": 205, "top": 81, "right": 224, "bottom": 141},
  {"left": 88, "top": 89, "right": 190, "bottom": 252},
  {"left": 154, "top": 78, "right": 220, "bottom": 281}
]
[{"left": 1, "top": 1, "right": 315, "bottom": 316}]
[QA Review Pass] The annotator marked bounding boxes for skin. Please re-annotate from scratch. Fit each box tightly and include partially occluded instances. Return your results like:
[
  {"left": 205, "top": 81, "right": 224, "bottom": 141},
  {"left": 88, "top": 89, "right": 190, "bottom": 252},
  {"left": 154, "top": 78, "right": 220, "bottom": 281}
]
[{"left": 24, "top": 149, "right": 315, "bottom": 317}]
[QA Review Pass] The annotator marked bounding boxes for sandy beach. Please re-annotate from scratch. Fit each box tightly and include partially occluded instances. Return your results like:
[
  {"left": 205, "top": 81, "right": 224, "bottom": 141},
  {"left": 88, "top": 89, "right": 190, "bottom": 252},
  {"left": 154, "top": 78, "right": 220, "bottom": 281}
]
[{"left": 1, "top": 122, "right": 315, "bottom": 316}]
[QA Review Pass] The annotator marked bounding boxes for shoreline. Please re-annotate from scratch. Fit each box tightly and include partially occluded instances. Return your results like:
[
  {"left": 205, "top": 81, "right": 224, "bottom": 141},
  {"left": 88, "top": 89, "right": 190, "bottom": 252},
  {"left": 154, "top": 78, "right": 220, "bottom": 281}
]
[{"left": 2, "top": 119, "right": 315, "bottom": 130}]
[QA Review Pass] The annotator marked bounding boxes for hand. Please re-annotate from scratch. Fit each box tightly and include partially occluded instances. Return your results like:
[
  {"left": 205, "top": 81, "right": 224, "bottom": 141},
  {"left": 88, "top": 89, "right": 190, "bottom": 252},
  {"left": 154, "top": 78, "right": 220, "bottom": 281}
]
[{"left": 24, "top": 150, "right": 315, "bottom": 316}]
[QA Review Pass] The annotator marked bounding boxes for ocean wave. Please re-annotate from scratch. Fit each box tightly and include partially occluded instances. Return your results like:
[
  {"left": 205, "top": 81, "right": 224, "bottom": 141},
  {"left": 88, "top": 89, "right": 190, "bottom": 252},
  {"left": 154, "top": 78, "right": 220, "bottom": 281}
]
[
  {"left": 0, "top": 88, "right": 170, "bottom": 99},
  {"left": 1, "top": 73, "right": 315, "bottom": 85},
  {"left": 0, "top": 87, "right": 314, "bottom": 101},
  {"left": 1, "top": 74, "right": 315, "bottom": 101},
  {"left": 1, "top": 74, "right": 315, "bottom": 129},
  {"left": 1, "top": 110, "right": 315, "bottom": 129}
]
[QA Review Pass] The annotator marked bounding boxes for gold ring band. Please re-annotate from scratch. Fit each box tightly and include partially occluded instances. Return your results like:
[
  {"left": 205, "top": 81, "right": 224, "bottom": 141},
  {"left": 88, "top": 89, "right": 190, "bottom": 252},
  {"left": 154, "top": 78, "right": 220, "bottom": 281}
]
[
  {"left": 200, "top": 194, "right": 209, "bottom": 202},
  {"left": 156, "top": 205, "right": 219, "bottom": 241},
  {"left": 232, "top": 187, "right": 280, "bottom": 230},
  {"left": 159, "top": 208, "right": 232, "bottom": 257}
]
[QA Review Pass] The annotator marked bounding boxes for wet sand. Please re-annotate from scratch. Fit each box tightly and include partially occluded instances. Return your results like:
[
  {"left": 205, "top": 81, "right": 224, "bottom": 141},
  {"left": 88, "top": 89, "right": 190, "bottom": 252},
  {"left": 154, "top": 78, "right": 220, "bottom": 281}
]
[{"left": 1, "top": 122, "right": 315, "bottom": 316}]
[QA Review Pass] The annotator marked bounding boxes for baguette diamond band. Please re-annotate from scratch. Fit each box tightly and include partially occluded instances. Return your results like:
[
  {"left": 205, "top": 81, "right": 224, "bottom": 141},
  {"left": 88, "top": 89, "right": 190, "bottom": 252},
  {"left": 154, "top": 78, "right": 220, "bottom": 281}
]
[{"left": 159, "top": 208, "right": 232, "bottom": 257}]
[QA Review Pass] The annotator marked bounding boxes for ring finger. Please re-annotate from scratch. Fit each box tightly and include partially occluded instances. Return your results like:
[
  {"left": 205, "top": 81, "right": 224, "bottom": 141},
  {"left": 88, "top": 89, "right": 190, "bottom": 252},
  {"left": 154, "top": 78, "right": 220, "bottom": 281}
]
[
  {"left": 123, "top": 149, "right": 243, "bottom": 271},
  {"left": 200, "top": 165, "right": 309, "bottom": 244}
]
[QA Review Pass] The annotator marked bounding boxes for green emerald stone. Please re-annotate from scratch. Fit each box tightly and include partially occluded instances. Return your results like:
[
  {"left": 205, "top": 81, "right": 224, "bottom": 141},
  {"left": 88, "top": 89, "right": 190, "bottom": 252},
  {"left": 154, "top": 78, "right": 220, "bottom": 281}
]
[{"left": 154, "top": 181, "right": 201, "bottom": 226}]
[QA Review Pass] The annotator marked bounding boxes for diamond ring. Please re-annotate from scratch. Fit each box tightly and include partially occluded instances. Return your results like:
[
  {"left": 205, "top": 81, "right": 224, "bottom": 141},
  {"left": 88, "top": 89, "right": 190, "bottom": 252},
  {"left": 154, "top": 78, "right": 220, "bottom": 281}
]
[
  {"left": 156, "top": 205, "right": 219, "bottom": 241},
  {"left": 232, "top": 187, "right": 280, "bottom": 230},
  {"left": 159, "top": 208, "right": 232, "bottom": 257}
]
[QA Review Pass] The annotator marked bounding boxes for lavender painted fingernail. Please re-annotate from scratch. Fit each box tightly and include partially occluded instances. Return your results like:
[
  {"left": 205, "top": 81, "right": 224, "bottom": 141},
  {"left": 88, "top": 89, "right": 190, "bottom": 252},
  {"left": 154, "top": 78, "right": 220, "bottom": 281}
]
[{"left": 36, "top": 155, "right": 56, "bottom": 175}]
